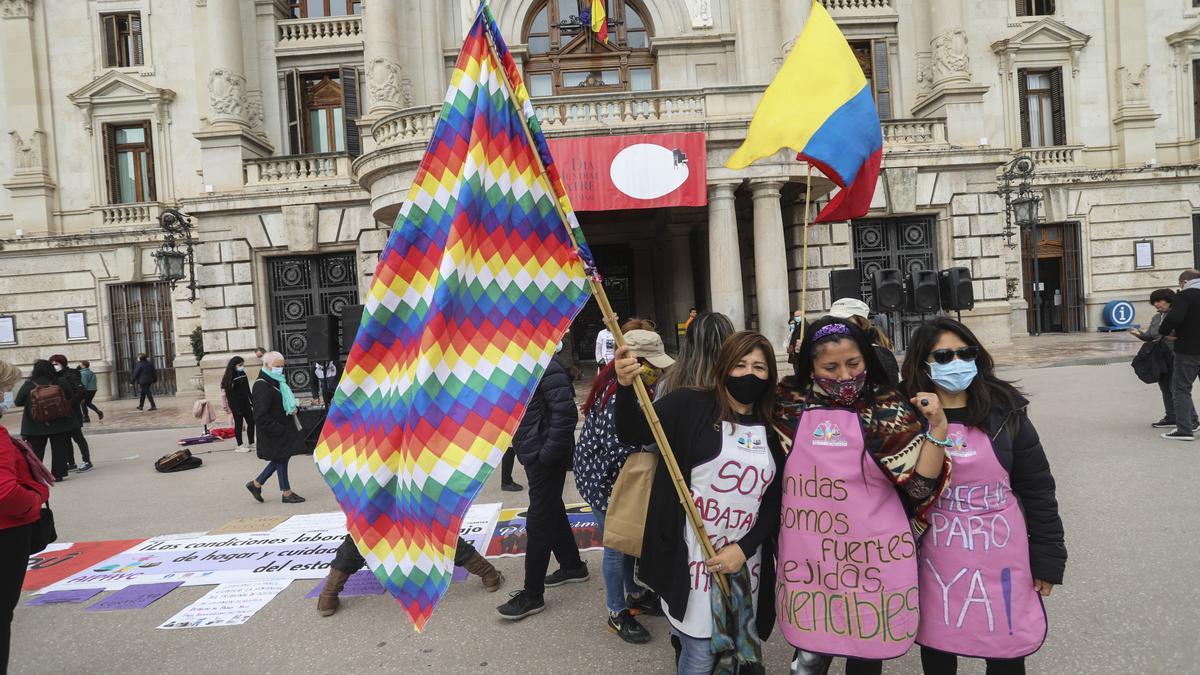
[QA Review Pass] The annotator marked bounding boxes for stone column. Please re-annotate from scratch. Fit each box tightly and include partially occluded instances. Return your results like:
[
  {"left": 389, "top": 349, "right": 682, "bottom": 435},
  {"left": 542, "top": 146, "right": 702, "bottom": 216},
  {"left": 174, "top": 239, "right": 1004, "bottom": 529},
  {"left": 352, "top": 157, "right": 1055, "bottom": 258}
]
[
  {"left": 206, "top": 0, "right": 248, "bottom": 127},
  {"left": 1, "top": 0, "right": 56, "bottom": 236},
  {"left": 912, "top": 0, "right": 988, "bottom": 145},
  {"left": 751, "top": 180, "right": 790, "bottom": 353},
  {"left": 929, "top": 0, "right": 968, "bottom": 88},
  {"left": 418, "top": 0, "right": 446, "bottom": 104},
  {"left": 777, "top": 0, "right": 812, "bottom": 60},
  {"left": 708, "top": 182, "right": 745, "bottom": 329},
  {"left": 363, "top": 0, "right": 408, "bottom": 117},
  {"left": 1110, "top": 0, "right": 1158, "bottom": 166},
  {"left": 734, "top": 0, "right": 780, "bottom": 84}
]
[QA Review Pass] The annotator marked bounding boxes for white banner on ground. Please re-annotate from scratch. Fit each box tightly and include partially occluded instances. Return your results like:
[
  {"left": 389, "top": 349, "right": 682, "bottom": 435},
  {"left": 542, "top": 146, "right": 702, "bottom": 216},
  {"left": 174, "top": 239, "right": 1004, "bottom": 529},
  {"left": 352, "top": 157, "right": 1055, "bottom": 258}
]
[{"left": 157, "top": 579, "right": 292, "bottom": 629}]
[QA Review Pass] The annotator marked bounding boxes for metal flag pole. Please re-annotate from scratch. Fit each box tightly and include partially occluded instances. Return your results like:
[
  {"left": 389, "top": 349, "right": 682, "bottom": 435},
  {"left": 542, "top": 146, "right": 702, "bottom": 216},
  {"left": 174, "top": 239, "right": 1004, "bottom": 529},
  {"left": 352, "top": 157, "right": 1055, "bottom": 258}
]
[
  {"left": 480, "top": 2, "right": 730, "bottom": 597},
  {"left": 798, "top": 162, "right": 814, "bottom": 324}
]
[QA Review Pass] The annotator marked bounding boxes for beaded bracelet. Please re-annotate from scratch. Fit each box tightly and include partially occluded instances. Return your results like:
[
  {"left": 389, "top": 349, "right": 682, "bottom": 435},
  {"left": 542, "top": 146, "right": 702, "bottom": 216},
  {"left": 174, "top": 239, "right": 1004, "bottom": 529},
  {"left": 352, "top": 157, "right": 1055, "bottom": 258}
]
[{"left": 924, "top": 431, "right": 954, "bottom": 448}]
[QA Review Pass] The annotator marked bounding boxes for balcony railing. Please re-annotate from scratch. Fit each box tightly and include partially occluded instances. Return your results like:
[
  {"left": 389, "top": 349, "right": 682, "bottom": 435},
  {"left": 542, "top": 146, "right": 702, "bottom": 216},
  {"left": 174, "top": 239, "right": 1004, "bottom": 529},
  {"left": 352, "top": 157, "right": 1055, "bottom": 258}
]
[
  {"left": 819, "top": 0, "right": 896, "bottom": 14},
  {"left": 1022, "top": 146, "right": 1084, "bottom": 170},
  {"left": 99, "top": 202, "right": 159, "bottom": 226},
  {"left": 277, "top": 15, "right": 362, "bottom": 50},
  {"left": 244, "top": 153, "right": 353, "bottom": 187},
  {"left": 882, "top": 118, "right": 949, "bottom": 149},
  {"left": 533, "top": 91, "right": 706, "bottom": 131}
]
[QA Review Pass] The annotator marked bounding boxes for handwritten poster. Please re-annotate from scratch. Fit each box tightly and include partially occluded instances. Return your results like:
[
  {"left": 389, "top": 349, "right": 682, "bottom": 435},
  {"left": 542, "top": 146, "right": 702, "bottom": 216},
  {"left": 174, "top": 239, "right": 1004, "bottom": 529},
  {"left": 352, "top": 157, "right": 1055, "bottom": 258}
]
[{"left": 158, "top": 580, "right": 292, "bottom": 629}]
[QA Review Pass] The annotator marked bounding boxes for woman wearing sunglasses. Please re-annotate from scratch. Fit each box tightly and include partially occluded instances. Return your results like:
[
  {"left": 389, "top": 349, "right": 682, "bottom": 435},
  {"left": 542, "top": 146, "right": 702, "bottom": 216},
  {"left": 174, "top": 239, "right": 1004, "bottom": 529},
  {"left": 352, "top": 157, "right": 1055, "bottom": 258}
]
[{"left": 901, "top": 317, "right": 1066, "bottom": 675}]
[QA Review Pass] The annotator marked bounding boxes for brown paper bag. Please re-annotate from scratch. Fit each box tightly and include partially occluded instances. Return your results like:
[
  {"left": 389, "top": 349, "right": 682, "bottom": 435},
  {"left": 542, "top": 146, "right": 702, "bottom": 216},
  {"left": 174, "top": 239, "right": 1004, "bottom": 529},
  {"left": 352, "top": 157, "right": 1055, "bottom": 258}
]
[{"left": 602, "top": 451, "right": 657, "bottom": 556}]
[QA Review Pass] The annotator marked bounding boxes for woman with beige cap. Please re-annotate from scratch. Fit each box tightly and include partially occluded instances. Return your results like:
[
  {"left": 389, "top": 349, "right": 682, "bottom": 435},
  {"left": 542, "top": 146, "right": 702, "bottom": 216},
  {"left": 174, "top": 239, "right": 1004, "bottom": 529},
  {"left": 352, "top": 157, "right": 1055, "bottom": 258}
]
[
  {"left": 575, "top": 328, "right": 674, "bottom": 645},
  {"left": 827, "top": 297, "right": 900, "bottom": 386}
]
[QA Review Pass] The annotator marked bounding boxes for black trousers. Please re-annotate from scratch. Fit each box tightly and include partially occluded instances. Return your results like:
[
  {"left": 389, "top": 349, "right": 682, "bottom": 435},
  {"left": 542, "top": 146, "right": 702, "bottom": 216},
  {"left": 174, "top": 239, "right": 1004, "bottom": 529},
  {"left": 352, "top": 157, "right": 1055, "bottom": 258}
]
[
  {"left": 26, "top": 433, "right": 72, "bottom": 480},
  {"left": 232, "top": 411, "right": 255, "bottom": 446},
  {"left": 81, "top": 392, "right": 102, "bottom": 420},
  {"left": 501, "top": 447, "right": 515, "bottom": 484},
  {"left": 66, "top": 421, "right": 89, "bottom": 466},
  {"left": 523, "top": 460, "right": 581, "bottom": 599},
  {"left": 1, "top": 522, "right": 34, "bottom": 675},
  {"left": 138, "top": 385, "right": 156, "bottom": 409},
  {"left": 919, "top": 646, "right": 1025, "bottom": 675},
  {"left": 331, "top": 533, "right": 477, "bottom": 575},
  {"left": 1158, "top": 376, "right": 1176, "bottom": 422}
]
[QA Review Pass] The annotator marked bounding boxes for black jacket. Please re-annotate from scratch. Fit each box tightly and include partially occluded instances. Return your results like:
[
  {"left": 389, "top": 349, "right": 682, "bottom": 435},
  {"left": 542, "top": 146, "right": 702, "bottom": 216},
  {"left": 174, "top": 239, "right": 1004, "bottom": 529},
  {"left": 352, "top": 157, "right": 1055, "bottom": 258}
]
[
  {"left": 966, "top": 399, "right": 1067, "bottom": 585},
  {"left": 224, "top": 373, "right": 254, "bottom": 416},
  {"left": 511, "top": 358, "right": 578, "bottom": 467},
  {"left": 874, "top": 344, "right": 900, "bottom": 387},
  {"left": 615, "top": 386, "right": 784, "bottom": 641},
  {"left": 252, "top": 372, "right": 302, "bottom": 461},
  {"left": 1159, "top": 287, "right": 1200, "bottom": 355},
  {"left": 130, "top": 360, "right": 158, "bottom": 386},
  {"left": 14, "top": 376, "right": 81, "bottom": 437}
]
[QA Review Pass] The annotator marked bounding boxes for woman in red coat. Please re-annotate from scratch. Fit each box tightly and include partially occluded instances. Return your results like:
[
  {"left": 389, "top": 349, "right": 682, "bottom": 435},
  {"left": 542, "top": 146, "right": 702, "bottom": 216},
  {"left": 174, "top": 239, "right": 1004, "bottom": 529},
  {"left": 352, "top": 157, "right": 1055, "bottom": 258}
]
[{"left": 0, "top": 360, "right": 51, "bottom": 674}]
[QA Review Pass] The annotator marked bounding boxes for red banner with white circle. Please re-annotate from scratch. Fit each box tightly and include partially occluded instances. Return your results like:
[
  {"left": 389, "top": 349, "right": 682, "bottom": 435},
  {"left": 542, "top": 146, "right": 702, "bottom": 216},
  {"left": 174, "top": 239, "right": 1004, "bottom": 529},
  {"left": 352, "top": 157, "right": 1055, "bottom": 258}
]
[{"left": 547, "top": 132, "right": 707, "bottom": 211}]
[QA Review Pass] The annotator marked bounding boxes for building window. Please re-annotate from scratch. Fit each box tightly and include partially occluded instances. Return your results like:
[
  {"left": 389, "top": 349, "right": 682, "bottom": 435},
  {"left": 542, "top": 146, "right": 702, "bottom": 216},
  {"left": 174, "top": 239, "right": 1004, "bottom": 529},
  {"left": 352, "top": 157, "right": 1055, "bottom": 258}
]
[
  {"left": 523, "top": 0, "right": 656, "bottom": 96},
  {"left": 850, "top": 40, "right": 892, "bottom": 120},
  {"left": 283, "top": 67, "right": 361, "bottom": 156},
  {"left": 1018, "top": 67, "right": 1065, "bottom": 147},
  {"left": 287, "top": 0, "right": 361, "bottom": 18},
  {"left": 103, "top": 122, "right": 155, "bottom": 204},
  {"left": 101, "top": 12, "right": 143, "bottom": 68},
  {"left": 1015, "top": 0, "right": 1055, "bottom": 16}
]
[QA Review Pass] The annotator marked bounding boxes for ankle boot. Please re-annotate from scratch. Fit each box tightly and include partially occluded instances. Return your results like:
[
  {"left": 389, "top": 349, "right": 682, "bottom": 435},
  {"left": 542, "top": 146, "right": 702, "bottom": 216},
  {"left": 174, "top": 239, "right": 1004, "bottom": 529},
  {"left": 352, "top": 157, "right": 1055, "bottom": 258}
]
[
  {"left": 317, "top": 568, "right": 352, "bottom": 616},
  {"left": 462, "top": 551, "right": 503, "bottom": 592}
]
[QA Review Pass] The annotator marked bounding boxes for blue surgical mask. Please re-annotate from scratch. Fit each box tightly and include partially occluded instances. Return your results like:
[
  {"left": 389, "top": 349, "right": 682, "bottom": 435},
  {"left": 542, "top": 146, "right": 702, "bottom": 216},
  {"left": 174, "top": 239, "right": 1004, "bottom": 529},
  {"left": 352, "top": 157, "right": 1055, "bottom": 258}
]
[
  {"left": 270, "top": 366, "right": 284, "bottom": 376},
  {"left": 929, "top": 359, "right": 978, "bottom": 393},
  {"left": 0, "top": 391, "right": 13, "bottom": 413}
]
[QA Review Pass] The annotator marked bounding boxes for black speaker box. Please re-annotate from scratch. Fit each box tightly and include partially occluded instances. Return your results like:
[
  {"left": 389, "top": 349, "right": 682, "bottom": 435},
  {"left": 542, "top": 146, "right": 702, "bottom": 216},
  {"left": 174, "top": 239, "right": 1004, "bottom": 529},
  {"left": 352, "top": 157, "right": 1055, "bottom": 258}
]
[
  {"left": 940, "top": 267, "right": 975, "bottom": 311},
  {"left": 340, "top": 304, "right": 365, "bottom": 355},
  {"left": 870, "top": 268, "right": 905, "bottom": 312},
  {"left": 907, "top": 270, "right": 941, "bottom": 313},
  {"left": 306, "top": 314, "right": 339, "bottom": 363},
  {"left": 829, "top": 269, "right": 862, "bottom": 303}
]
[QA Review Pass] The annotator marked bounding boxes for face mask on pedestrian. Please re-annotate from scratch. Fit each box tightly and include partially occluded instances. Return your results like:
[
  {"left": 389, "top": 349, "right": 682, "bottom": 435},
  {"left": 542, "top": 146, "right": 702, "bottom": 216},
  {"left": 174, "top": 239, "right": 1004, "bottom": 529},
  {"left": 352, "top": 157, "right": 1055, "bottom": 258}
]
[
  {"left": 814, "top": 371, "right": 867, "bottom": 406},
  {"left": 270, "top": 366, "right": 284, "bottom": 376},
  {"left": 235, "top": 365, "right": 245, "bottom": 372},
  {"left": 639, "top": 364, "right": 662, "bottom": 387},
  {"left": 725, "top": 373, "right": 769, "bottom": 406},
  {"left": 53, "top": 363, "right": 63, "bottom": 372},
  {"left": 929, "top": 359, "right": 978, "bottom": 393}
]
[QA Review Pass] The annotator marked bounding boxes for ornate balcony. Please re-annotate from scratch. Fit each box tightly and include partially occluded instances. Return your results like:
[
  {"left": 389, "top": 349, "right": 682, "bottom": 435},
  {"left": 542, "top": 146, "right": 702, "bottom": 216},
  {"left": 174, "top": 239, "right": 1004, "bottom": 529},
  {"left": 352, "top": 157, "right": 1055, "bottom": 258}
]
[
  {"left": 819, "top": 0, "right": 897, "bottom": 18},
  {"left": 1022, "top": 146, "right": 1084, "bottom": 171},
  {"left": 99, "top": 202, "right": 159, "bottom": 226},
  {"left": 276, "top": 15, "right": 362, "bottom": 52},
  {"left": 243, "top": 153, "right": 353, "bottom": 188},
  {"left": 882, "top": 118, "right": 950, "bottom": 150}
]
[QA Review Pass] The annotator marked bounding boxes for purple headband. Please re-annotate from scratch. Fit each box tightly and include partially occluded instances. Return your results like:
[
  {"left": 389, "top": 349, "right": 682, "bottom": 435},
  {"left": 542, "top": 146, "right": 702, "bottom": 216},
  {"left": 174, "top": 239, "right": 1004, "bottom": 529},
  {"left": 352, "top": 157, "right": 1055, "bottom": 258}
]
[{"left": 812, "top": 323, "right": 852, "bottom": 341}]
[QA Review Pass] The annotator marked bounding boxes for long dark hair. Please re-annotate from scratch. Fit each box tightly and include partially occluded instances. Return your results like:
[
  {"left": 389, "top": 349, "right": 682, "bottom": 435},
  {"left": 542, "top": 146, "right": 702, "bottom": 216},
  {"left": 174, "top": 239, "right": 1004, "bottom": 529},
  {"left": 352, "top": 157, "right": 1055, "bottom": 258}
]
[
  {"left": 29, "top": 359, "right": 56, "bottom": 381},
  {"left": 793, "top": 316, "right": 891, "bottom": 397},
  {"left": 221, "top": 356, "right": 245, "bottom": 391},
  {"left": 659, "top": 311, "right": 735, "bottom": 396},
  {"left": 901, "top": 317, "right": 1023, "bottom": 428},
  {"left": 708, "top": 331, "right": 777, "bottom": 428}
]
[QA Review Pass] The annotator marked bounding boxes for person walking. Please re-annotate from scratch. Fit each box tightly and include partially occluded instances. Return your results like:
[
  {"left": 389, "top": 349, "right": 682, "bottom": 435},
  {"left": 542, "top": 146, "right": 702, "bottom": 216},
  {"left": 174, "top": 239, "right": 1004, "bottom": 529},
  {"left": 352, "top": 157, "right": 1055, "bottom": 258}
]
[
  {"left": 827, "top": 297, "right": 900, "bottom": 386},
  {"left": 316, "top": 533, "right": 502, "bottom": 616},
  {"left": 1133, "top": 289, "right": 1182, "bottom": 429},
  {"left": 1158, "top": 269, "right": 1200, "bottom": 440},
  {"left": 496, "top": 352, "right": 586, "bottom": 621},
  {"left": 0, "top": 360, "right": 52, "bottom": 675},
  {"left": 220, "top": 356, "right": 255, "bottom": 453},
  {"left": 311, "top": 360, "right": 339, "bottom": 408},
  {"left": 77, "top": 361, "right": 103, "bottom": 423},
  {"left": 48, "top": 355, "right": 91, "bottom": 473},
  {"left": 245, "top": 351, "right": 305, "bottom": 504},
  {"left": 575, "top": 329, "right": 675, "bottom": 644},
  {"left": 902, "top": 317, "right": 1066, "bottom": 674},
  {"left": 13, "top": 360, "right": 79, "bottom": 482},
  {"left": 776, "top": 317, "right": 949, "bottom": 675},
  {"left": 130, "top": 353, "right": 157, "bottom": 411},
  {"left": 613, "top": 332, "right": 785, "bottom": 674}
]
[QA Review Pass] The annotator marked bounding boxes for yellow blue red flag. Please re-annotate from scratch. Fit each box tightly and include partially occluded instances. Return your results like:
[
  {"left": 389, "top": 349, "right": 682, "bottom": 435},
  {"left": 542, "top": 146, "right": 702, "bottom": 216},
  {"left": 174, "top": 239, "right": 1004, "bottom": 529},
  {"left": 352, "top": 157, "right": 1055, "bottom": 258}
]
[{"left": 591, "top": 0, "right": 608, "bottom": 42}]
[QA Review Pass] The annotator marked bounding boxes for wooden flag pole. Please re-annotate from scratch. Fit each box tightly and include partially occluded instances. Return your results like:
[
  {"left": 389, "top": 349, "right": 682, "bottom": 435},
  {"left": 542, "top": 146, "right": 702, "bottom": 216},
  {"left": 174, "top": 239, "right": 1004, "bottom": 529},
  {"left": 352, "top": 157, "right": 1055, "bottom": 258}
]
[
  {"left": 481, "top": 8, "right": 730, "bottom": 597},
  {"left": 799, "top": 162, "right": 814, "bottom": 321}
]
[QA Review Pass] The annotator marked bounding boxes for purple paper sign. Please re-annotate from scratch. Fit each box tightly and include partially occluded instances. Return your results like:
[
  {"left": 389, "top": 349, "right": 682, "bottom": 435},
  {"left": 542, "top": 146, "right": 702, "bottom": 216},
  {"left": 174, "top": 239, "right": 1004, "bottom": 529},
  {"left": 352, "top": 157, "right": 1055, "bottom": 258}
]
[
  {"left": 27, "top": 589, "right": 102, "bottom": 606},
  {"left": 86, "top": 582, "right": 184, "bottom": 611},
  {"left": 305, "top": 571, "right": 385, "bottom": 599}
]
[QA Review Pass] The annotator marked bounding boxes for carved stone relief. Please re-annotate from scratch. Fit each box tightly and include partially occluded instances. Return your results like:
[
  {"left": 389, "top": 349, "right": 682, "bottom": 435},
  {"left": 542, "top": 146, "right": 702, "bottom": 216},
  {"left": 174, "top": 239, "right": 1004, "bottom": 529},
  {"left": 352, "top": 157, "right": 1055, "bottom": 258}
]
[
  {"left": 932, "top": 29, "right": 970, "bottom": 80},
  {"left": 686, "top": 0, "right": 712, "bottom": 29},
  {"left": 207, "top": 68, "right": 247, "bottom": 118},
  {"left": 1119, "top": 64, "right": 1148, "bottom": 105},
  {"left": 0, "top": 0, "right": 34, "bottom": 19},
  {"left": 8, "top": 130, "right": 44, "bottom": 170},
  {"left": 367, "top": 56, "right": 413, "bottom": 109},
  {"left": 246, "top": 92, "right": 265, "bottom": 132},
  {"left": 916, "top": 54, "right": 934, "bottom": 91}
]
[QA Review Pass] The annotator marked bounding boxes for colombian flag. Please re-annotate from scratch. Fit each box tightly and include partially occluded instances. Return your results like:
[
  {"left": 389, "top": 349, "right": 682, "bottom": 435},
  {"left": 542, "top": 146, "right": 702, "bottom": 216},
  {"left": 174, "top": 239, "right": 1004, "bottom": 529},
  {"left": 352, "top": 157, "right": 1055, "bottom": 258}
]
[
  {"left": 726, "top": 0, "right": 882, "bottom": 224},
  {"left": 591, "top": 0, "right": 608, "bottom": 42}
]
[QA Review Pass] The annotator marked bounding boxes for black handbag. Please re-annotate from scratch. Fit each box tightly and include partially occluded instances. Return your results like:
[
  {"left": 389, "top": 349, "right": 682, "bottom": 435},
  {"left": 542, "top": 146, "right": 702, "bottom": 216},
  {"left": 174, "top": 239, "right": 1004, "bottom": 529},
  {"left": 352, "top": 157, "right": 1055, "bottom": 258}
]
[{"left": 30, "top": 502, "right": 57, "bottom": 554}]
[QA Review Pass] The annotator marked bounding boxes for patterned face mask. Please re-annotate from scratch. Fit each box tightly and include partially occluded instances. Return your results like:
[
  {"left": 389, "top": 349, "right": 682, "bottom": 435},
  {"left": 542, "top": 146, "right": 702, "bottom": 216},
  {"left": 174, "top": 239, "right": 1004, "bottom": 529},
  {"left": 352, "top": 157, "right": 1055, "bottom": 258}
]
[
  {"left": 813, "top": 371, "right": 867, "bottom": 406},
  {"left": 639, "top": 364, "right": 662, "bottom": 387}
]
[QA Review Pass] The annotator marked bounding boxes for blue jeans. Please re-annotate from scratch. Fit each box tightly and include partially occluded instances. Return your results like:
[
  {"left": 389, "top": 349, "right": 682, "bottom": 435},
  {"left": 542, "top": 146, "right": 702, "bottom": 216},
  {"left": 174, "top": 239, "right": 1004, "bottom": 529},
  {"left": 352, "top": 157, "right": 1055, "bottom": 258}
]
[
  {"left": 592, "top": 509, "right": 645, "bottom": 613},
  {"left": 255, "top": 458, "right": 291, "bottom": 491},
  {"left": 673, "top": 628, "right": 715, "bottom": 675}
]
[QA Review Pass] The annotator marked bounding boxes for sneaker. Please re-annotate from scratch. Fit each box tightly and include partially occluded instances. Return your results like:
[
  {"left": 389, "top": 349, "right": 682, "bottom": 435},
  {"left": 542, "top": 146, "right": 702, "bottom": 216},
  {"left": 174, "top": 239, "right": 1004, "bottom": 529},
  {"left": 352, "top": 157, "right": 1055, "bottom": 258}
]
[
  {"left": 627, "top": 590, "right": 664, "bottom": 617},
  {"left": 97, "top": 410, "right": 104, "bottom": 421},
  {"left": 136, "top": 406, "right": 143, "bottom": 411},
  {"left": 246, "top": 481, "right": 264, "bottom": 503},
  {"left": 66, "top": 464, "right": 78, "bottom": 472},
  {"left": 1161, "top": 431, "right": 1194, "bottom": 441},
  {"left": 76, "top": 462, "right": 93, "bottom": 472},
  {"left": 501, "top": 480, "right": 524, "bottom": 492},
  {"left": 1151, "top": 418, "right": 1176, "bottom": 429},
  {"left": 282, "top": 492, "right": 306, "bottom": 504},
  {"left": 496, "top": 590, "right": 545, "bottom": 621},
  {"left": 544, "top": 562, "right": 589, "bottom": 588},
  {"left": 248, "top": 442, "right": 256, "bottom": 450},
  {"left": 607, "top": 610, "right": 651, "bottom": 644},
  {"left": 234, "top": 445, "right": 252, "bottom": 453}
]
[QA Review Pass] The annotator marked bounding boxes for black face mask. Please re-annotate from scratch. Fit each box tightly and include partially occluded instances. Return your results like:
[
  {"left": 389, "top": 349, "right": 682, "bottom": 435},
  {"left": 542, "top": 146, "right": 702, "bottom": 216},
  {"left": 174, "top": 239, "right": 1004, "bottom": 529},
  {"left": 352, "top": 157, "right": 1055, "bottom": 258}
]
[{"left": 725, "top": 374, "right": 770, "bottom": 406}]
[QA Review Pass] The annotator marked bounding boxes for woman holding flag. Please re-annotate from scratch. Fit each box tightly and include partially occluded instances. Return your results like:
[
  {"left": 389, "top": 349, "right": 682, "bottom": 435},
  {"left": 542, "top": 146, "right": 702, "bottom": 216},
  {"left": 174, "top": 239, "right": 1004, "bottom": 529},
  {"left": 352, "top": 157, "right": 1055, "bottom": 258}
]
[
  {"left": 774, "top": 317, "right": 949, "bottom": 675},
  {"left": 614, "top": 331, "right": 785, "bottom": 674}
]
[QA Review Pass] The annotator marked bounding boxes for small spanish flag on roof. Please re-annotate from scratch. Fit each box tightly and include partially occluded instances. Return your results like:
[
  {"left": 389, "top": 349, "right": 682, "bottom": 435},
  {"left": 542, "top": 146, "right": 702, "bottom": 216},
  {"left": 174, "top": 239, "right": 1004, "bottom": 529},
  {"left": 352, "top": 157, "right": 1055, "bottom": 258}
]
[{"left": 591, "top": 0, "right": 608, "bottom": 42}]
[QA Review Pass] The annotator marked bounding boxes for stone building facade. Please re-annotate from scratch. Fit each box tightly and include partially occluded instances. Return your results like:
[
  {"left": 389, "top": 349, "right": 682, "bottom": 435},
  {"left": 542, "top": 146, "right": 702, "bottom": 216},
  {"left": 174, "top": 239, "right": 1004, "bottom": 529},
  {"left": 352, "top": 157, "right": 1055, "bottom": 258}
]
[{"left": 2, "top": 0, "right": 1199, "bottom": 402}]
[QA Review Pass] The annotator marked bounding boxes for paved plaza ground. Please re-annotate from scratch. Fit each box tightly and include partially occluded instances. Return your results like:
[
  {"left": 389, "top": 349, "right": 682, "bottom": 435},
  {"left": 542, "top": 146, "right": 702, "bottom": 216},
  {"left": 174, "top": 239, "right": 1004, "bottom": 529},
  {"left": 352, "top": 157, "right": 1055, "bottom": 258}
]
[{"left": 9, "top": 358, "right": 1198, "bottom": 674}]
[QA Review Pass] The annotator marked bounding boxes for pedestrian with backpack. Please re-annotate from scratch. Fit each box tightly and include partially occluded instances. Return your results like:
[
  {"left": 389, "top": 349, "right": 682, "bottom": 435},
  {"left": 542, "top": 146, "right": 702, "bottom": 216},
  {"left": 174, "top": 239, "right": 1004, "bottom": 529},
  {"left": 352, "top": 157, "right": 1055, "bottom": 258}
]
[
  {"left": 13, "top": 360, "right": 78, "bottom": 481},
  {"left": 130, "top": 353, "right": 158, "bottom": 411},
  {"left": 48, "top": 355, "right": 91, "bottom": 473}
]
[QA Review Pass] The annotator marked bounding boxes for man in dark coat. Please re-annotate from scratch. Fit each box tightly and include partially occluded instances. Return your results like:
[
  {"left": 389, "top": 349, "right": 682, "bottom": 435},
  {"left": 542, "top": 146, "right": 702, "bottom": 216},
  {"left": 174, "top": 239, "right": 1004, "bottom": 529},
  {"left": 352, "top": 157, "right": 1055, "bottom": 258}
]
[
  {"left": 1159, "top": 269, "right": 1200, "bottom": 440},
  {"left": 496, "top": 354, "right": 586, "bottom": 621},
  {"left": 129, "top": 353, "right": 158, "bottom": 411},
  {"left": 48, "top": 354, "right": 91, "bottom": 472}
]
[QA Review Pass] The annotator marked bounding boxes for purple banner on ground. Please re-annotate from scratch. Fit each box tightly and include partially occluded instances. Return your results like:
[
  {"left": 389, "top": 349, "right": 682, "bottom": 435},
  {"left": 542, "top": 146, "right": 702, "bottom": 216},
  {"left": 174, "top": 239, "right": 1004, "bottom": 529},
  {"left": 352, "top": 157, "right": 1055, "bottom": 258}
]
[
  {"left": 86, "top": 582, "right": 184, "bottom": 611},
  {"left": 27, "top": 589, "right": 102, "bottom": 606},
  {"left": 304, "top": 571, "right": 385, "bottom": 599}
]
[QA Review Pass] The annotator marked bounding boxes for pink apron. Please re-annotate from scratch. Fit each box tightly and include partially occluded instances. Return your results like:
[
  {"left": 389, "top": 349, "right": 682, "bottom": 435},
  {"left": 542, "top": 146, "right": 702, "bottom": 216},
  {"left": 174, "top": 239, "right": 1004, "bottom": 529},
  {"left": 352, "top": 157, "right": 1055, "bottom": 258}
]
[
  {"left": 916, "top": 423, "right": 1047, "bottom": 658},
  {"left": 777, "top": 407, "right": 919, "bottom": 659}
]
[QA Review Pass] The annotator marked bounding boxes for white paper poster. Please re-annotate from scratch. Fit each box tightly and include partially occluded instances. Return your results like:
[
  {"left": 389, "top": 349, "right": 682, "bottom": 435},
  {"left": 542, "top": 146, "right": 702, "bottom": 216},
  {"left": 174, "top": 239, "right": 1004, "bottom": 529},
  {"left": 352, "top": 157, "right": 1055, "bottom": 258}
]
[
  {"left": 158, "top": 579, "right": 292, "bottom": 629},
  {"left": 0, "top": 316, "right": 14, "bottom": 345},
  {"left": 66, "top": 311, "right": 87, "bottom": 341}
]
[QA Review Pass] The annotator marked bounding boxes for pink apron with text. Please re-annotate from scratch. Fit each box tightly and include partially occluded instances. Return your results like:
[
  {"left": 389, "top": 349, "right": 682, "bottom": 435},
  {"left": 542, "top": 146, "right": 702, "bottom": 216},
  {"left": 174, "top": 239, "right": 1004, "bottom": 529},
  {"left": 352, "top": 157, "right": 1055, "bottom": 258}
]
[
  {"left": 916, "top": 424, "right": 1046, "bottom": 658},
  {"left": 777, "top": 407, "right": 919, "bottom": 659}
]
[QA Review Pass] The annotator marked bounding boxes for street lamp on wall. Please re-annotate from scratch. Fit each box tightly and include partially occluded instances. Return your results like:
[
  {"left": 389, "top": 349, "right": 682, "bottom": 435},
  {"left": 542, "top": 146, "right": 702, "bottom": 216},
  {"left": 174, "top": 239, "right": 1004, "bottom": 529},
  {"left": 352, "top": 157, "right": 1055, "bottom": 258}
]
[
  {"left": 998, "top": 156, "right": 1045, "bottom": 335},
  {"left": 153, "top": 208, "right": 198, "bottom": 303}
]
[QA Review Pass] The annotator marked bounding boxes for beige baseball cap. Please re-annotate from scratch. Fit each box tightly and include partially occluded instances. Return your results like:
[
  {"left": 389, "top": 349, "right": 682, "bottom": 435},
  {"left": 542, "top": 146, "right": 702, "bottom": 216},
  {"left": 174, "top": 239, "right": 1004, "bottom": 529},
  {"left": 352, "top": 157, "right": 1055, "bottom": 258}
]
[
  {"left": 828, "top": 298, "right": 871, "bottom": 320},
  {"left": 624, "top": 329, "right": 675, "bottom": 369}
]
